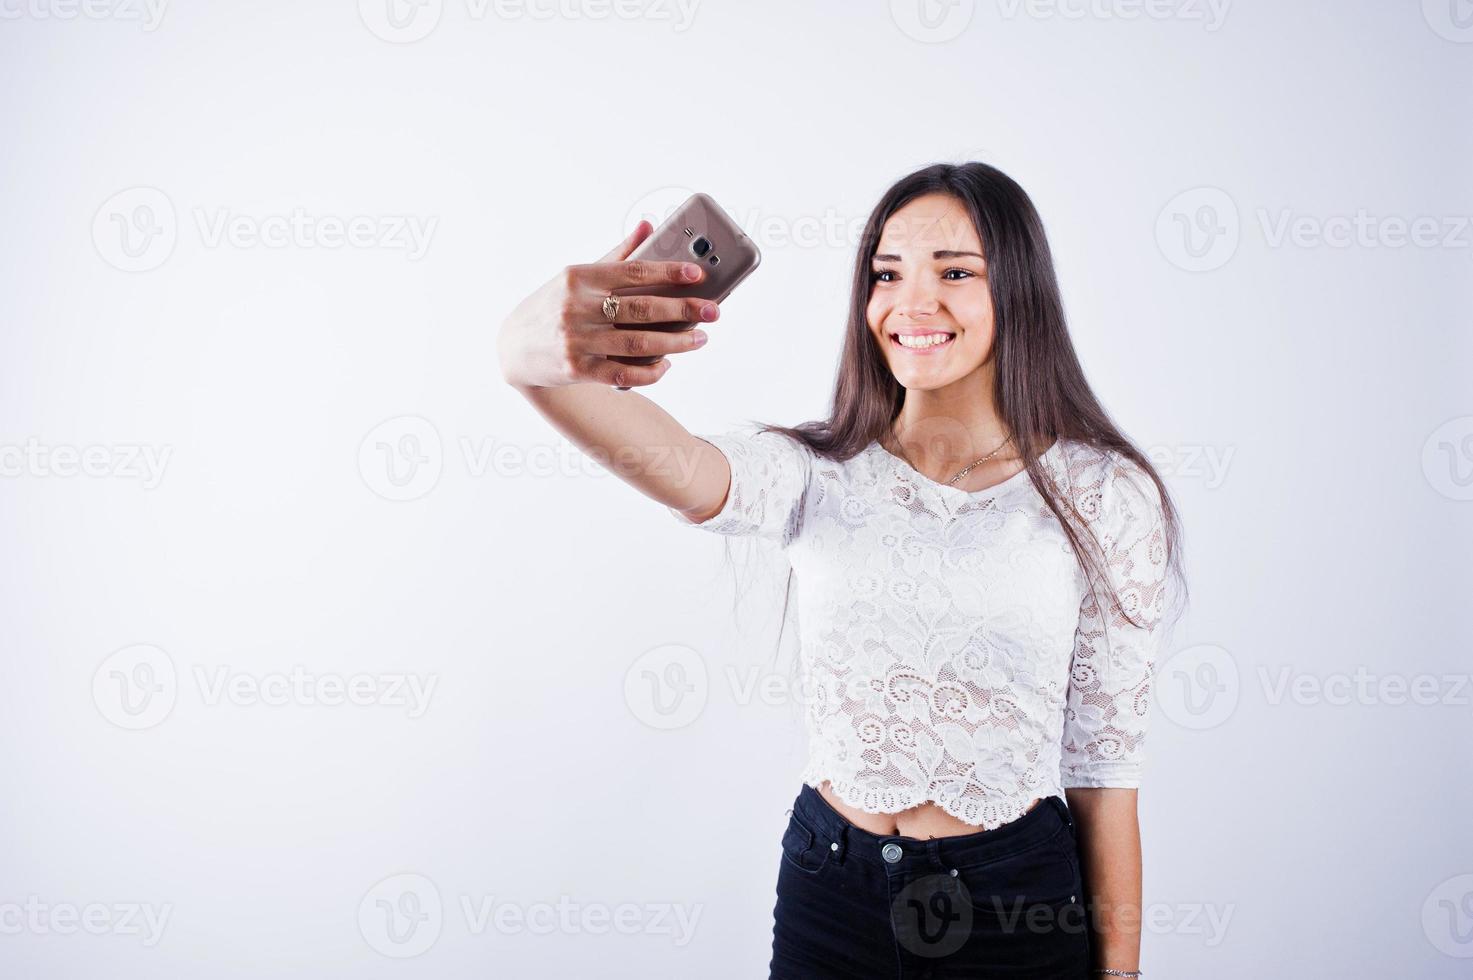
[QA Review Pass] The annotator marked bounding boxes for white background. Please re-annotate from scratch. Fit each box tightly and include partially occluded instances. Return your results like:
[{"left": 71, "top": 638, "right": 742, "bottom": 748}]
[{"left": 1, "top": 0, "right": 1470, "bottom": 976}]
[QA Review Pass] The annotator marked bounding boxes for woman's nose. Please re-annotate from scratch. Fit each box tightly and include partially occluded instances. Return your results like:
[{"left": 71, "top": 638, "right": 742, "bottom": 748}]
[{"left": 895, "top": 279, "right": 940, "bottom": 319}]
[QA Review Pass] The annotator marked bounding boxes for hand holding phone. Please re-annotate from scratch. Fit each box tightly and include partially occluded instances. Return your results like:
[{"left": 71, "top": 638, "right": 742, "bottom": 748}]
[
  {"left": 607, "top": 192, "right": 761, "bottom": 389},
  {"left": 496, "top": 193, "right": 759, "bottom": 391}
]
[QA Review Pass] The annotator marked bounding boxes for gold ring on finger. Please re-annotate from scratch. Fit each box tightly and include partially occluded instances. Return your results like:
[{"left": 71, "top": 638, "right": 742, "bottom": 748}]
[{"left": 602, "top": 294, "right": 620, "bottom": 321}]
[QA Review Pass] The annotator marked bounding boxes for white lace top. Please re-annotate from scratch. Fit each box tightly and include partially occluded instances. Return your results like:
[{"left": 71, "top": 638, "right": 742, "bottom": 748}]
[{"left": 669, "top": 426, "right": 1171, "bottom": 829}]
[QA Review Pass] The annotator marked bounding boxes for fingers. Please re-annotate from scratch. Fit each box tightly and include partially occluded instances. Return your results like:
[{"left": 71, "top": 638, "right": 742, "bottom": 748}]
[
  {"left": 599, "top": 293, "right": 720, "bottom": 327},
  {"left": 584, "top": 324, "right": 711, "bottom": 358},
  {"left": 549, "top": 232, "right": 716, "bottom": 390},
  {"left": 585, "top": 355, "right": 672, "bottom": 389},
  {"left": 569, "top": 257, "right": 706, "bottom": 292},
  {"left": 597, "top": 220, "right": 652, "bottom": 264}
]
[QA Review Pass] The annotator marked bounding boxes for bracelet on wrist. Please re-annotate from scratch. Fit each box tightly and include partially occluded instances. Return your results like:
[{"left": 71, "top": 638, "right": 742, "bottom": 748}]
[{"left": 1095, "top": 971, "right": 1142, "bottom": 978}]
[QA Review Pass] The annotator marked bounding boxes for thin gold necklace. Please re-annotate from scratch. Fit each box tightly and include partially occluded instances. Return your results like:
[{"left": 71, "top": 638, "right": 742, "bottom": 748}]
[{"left": 891, "top": 430, "right": 1015, "bottom": 487}]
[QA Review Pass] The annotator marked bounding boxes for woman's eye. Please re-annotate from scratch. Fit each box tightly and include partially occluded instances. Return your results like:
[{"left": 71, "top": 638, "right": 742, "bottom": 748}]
[{"left": 872, "top": 268, "right": 974, "bottom": 283}]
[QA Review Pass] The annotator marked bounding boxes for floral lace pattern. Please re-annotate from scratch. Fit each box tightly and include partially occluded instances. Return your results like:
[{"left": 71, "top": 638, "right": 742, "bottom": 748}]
[{"left": 671, "top": 426, "right": 1169, "bottom": 829}]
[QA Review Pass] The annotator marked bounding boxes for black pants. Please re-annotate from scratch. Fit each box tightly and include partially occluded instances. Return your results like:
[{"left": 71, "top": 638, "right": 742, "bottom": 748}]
[{"left": 769, "top": 783, "right": 1094, "bottom": 979}]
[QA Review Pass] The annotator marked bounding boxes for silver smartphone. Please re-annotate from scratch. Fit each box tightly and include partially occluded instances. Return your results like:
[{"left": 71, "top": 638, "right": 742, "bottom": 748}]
[{"left": 609, "top": 192, "right": 761, "bottom": 389}]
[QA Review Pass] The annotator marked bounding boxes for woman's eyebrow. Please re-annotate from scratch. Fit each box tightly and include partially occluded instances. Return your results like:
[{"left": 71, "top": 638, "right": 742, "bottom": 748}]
[{"left": 872, "top": 250, "right": 985, "bottom": 261}]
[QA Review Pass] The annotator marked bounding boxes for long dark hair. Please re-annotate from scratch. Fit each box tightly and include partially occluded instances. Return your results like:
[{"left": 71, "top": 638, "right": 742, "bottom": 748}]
[{"left": 721, "top": 161, "right": 1187, "bottom": 669}]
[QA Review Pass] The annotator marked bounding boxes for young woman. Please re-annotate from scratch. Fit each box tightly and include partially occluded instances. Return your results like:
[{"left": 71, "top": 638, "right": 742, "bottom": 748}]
[{"left": 498, "top": 162, "right": 1187, "bottom": 979}]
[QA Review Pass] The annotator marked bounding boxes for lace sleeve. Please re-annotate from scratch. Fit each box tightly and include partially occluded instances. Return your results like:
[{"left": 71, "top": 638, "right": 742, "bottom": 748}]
[
  {"left": 1060, "top": 453, "right": 1170, "bottom": 789},
  {"left": 667, "top": 427, "right": 812, "bottom": 547}
]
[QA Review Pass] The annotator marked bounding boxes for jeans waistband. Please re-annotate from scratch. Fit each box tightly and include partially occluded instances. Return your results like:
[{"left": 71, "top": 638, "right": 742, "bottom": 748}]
[{"left": 788, "top": 783, "right": 1072, "bottom": 873}]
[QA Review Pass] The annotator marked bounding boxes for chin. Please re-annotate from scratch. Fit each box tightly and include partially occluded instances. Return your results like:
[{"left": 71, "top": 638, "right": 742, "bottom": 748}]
[{"left": 889, "top": 367, "right": 957, "bottom": 391}]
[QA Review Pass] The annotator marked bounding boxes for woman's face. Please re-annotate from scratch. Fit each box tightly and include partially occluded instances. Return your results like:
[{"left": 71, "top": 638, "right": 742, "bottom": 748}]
[{"left": 866, "top": 193, "right": 994, "bottom": 392}]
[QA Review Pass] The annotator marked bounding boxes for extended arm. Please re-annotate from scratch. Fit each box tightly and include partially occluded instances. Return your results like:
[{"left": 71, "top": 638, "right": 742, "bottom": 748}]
[
  {"left": 497, "top": 220, "right": 733, "bottom": 523},
  {"left": 512, "top": 382, "right": 732, "bottom": 523}
]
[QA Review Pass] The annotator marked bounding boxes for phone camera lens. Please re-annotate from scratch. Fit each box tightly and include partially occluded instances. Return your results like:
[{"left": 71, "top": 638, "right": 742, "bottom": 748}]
[
  {"left": 691, "top": 236, "right": 712, "bottom": 257},
  {"left": 708, "top": 255, "right": 720, "bottom": 265}
]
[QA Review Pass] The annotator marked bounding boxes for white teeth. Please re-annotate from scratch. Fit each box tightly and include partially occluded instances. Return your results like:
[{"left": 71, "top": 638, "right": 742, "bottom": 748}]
[{"left": 894, "top": 332, "right": 954, "bottom": 349}]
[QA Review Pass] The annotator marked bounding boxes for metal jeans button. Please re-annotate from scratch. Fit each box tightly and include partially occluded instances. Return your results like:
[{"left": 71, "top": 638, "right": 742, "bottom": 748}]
[{"left": 881, "top": 842, "right": 903, "bottom": 863}]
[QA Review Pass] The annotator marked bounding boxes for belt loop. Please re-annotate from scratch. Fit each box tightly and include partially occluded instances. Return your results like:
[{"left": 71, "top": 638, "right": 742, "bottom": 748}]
[
  {"left": 925, "top": 837, "right": 942, "bottom": 871},
  {"left": 1051, "top": 795, "right": 1074, "bottom": 831},
  {"left": 832, "top": 822, "right": 848, "bottom": 864}
]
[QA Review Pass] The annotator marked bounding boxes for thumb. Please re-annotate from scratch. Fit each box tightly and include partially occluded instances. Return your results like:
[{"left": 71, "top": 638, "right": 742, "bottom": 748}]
[{"left": 598, "top": 219, "right": 651, "bottom": 263}]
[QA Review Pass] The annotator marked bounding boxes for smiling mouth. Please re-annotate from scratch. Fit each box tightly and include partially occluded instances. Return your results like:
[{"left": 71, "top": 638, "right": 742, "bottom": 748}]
[{"left": 890, "top": 331, "right": 957, "bottom": 352}]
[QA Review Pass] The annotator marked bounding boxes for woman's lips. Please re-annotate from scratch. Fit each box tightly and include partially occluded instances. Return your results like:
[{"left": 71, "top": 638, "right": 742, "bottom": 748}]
[{"left": 889, "top": 331, "right": 956, "bottom": 354}]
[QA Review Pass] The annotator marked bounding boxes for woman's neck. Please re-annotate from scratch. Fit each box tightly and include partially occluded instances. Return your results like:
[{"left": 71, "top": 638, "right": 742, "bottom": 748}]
[{"left": 888, "top": 381, "right": 1015, "bottom": 475}]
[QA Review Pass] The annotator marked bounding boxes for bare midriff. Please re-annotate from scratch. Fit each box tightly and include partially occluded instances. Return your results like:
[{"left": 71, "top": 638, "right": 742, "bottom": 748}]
[{"left": 818, "top": 780, "right": 1042, "bottom": 840}]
